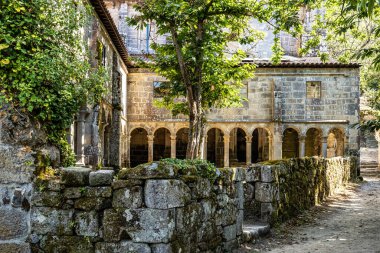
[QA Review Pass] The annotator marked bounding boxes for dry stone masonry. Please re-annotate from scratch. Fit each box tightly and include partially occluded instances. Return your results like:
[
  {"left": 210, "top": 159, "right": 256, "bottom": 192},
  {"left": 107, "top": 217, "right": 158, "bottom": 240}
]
[
  {"left": 26, "top": 163, "right": 245, "bottom": 253},
  {"left": 244, "top": 156, "right": 358, "bottom": 225}
]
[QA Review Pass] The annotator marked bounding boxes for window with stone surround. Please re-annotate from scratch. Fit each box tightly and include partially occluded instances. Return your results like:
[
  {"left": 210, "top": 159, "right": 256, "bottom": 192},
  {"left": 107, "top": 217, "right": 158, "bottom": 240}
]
[
  {"left": 306, "top": 81, "right": 321, "bottom": 99},
  {"left": 153, "top": 81, "right": 170, "bottom": 98}
]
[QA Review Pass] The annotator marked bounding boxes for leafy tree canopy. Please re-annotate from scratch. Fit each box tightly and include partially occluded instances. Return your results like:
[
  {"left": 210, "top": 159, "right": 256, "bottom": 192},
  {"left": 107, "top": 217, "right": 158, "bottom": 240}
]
[
  {"left": 127, "top": 0, "right": 307, "bottom": 158},
  {"left": 0, "top": 0, "right": 107, "bottom": 164}
]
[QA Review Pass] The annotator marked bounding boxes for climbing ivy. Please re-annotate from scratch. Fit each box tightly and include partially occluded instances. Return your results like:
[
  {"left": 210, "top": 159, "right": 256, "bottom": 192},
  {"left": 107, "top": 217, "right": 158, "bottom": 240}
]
[{"left": 0, "top": 0, "right": 108, "bottom": 165}]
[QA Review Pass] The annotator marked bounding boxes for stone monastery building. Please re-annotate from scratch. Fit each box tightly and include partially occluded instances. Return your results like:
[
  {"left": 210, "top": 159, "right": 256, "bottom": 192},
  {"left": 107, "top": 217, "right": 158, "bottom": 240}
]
[{"left": 73, "top": 0, "right": 360, "bottom": 169}]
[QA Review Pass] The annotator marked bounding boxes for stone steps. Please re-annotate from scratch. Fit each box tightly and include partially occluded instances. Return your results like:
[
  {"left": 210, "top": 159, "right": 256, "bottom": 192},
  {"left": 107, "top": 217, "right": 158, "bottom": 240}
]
[{"left": 242, "top": 222, "right": 270, "bottom": 243}]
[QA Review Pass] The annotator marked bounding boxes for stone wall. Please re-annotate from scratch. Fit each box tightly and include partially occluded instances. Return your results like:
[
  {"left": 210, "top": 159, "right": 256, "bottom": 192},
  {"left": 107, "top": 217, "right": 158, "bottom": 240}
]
[
  {"left": 244, "top": 157, "right": 358, "bottom": 225},
  {"left": 29, "top": 163, "right": 245, "bottom": 252}
]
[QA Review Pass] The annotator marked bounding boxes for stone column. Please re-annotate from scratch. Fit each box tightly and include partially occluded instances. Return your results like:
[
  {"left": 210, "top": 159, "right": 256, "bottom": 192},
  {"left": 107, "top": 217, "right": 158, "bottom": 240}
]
[
  {"left": 126, "top": 135, "right": 131, "bottom": 168},
  {"left": 224, "top": 135, "right": 230, "bottom": 168},
  {"left": 148, "top": 134, "right": 154, "bottom": 162},
  {"left": 246, "top": 135, "right": 252, "bottom": 165},
  {"left": 272, "top": 131, "right": 282, "bottom": 160},
  {"left": 376, "top": 130, "right": 380, "bottom": 169},
  {"left": 170, "top": 135, "right": 176, "bottom": 159},
  {"left": 109, "top": 51, "right": 122, "bottom": 170},
  {"left": 299, "top": 135, "right": 306, "bottom": 158},
  {"left": 268, "top": 135, "right": 273, "bottom": 160},
  {"left": 203, "top": 136, "right": 208, "bottom": 160},
  {"left": 75, "top": 108, "right": 87, "bottom": 166},
  {"left": 322, "top": 136, "right": 328, "bottom": 158}
]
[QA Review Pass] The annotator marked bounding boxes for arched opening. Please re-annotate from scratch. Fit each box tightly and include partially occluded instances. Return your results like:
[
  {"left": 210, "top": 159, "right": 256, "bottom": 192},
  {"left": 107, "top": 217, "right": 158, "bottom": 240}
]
[
  {"left": 207, "top": 128, "right": 224, "bottom": 167},
  {"left": 130, "top": 128, "right": 148, "bottom": 167},
  {"left": 327, "top": 128, "right": 345, "bottom": 158},
  {"left": 252, "top": 128, "right": 270, "bottom": 163},
  {"left": 153, "top": 128, "right": 171, "bottom": 161},
  {"left": 229, "top": 128, "right": 246, "bottom": 166},
  {"left": 305, "top": 128, "right": 322, "bottom": 157},
  {"left": 176, "top": 128, "right": 189, "bottom": 159},
  {"left": 282, "top": 128, "right": 299, "bottom": 158}
]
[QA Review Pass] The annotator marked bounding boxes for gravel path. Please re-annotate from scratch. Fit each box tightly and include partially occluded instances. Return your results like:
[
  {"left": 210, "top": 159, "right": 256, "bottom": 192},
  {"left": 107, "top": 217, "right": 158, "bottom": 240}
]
[{"left": 240, "top": 169, "right": 380, "bottom": 253}]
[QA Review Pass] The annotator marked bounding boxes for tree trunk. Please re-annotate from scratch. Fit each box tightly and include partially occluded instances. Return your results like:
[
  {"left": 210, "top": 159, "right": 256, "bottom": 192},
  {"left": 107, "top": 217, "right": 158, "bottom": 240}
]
[{"left": 186, "top": 91, "right": 206, "bottom": 159}]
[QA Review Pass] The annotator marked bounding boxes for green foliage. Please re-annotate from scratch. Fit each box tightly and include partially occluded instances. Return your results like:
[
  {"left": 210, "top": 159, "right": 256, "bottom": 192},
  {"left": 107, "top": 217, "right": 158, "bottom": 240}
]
[
  {"left": 160, "top": 158, "right": 218, "bottom": 181},
  {"left": 0, "top": 0, "right": 107, "bottom": 164}
]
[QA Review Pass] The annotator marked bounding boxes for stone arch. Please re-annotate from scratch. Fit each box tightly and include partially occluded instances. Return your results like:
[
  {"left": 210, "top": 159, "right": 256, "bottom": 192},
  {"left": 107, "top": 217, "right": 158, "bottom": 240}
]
[
  {"left": 229, "top": 128, "right": 247, "bottom": 166},
  {"left": 282, "top": 128, "right": 299, "bottom": 158},
  {"left": 305, "top": 127, "right": 322, "bottom": 157},
  {"left": 207, "top": 128, "right": 225, "bottom": 167},
  {"left": 130, "top": 128, "right": 148, "bottom": 167},
  {"left": 153, "top": 128, "right": 171, "bottom": 161},
  {"left": 129, "top": 125, "right": 150, "bottom": 136},
  {"left": 176, "top": 128, "right": 189, "bottom": 159},
  {"left": 327, "top": 128, "right": 345, "bottom": 158},
  {"left": 252, "top": 128, "right": 270, "bottom": 163}
]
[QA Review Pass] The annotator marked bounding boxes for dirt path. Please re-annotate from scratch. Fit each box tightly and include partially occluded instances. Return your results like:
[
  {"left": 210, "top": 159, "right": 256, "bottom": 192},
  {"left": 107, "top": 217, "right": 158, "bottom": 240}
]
[{"left": 240, "top": 171, "right": 380, "bottom": 253}]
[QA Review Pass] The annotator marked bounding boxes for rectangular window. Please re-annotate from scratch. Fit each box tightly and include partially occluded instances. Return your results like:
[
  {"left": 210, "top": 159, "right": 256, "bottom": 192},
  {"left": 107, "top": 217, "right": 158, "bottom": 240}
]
[
  {"left": 153, "top": 81, "right": 169, "bottom": 98},
  {"left": 306, "top": 81, "right": 321, "bottom": 99}
]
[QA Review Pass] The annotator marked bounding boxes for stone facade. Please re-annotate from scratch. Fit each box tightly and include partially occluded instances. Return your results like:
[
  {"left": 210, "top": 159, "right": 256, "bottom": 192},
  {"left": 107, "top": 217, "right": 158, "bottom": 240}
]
[{"left": 125, "top": 66, "right": 360, "bottom": 168}]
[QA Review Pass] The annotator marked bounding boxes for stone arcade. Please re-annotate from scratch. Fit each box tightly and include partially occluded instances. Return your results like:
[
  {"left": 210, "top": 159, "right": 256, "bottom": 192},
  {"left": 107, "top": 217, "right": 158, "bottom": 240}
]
[{"left": 68, "top": 0, "right": 360, "bottom": 170}]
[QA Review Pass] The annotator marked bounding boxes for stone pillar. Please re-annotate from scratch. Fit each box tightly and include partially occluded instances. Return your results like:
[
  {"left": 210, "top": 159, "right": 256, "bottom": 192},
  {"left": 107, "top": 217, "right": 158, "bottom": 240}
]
[
  {"left": 170, "top": 135, "right": 176, "bottom": 158},
  {"left": 246, "top": 135, "right": 252, "bottom": 165},
  {"left": 126, "top": 135, "right": 131, "bottom": 168},
  {"left": 376, "top": 130, "right": 380, "bottom": 169},
  {"left": 268, "top": 135, "right": 273, "bottom": 160},
  {"left": 109, "top": 51, "right": 122, "bottom": 170},
  {"left": 224, "top": 135, "right": 230, "bottom": 168},
  {"left": 299, "top": 135, "right": 306, "bottom": 158},
  {"left": 322, "top": 136, "right": 328, "bottom": 158},
  {"left": 272, "top": 131, "right": 282, "bottom": 160},
  {"left": 75, "top": 108, "right": 87, "bottom": 166},
  {"left": 148, "top": 134, "right": 154, "bottom": 162},
  {"left": 203, "top": 136, "right": 208, "bottom": 160}
]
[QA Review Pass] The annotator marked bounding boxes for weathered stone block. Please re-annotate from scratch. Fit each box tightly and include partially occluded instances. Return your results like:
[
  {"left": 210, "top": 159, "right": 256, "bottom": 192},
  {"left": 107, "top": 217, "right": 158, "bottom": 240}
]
[
  {"left": 75, "top": 211, "right": 99, "bottom": 237},
  {"left": 31, "top": 207, "right": 73, "bottom": 235},
  {"left": 0, "top": 145, "right": 35, "bottom": 184},
  {"left": 0, "top": 208, "right": 28, "bottom": 240},
  {"left": 245, "top": 166, "right": 260, "bottom": 182},
  {"left": 40, "top": 235, "right": 94, "bottom": 253},
  {"left": 113, "top": 186, "right": 143, "bottom": 208},
  {"left": 151, "top": 243, "right": 172, "bottom": 253},
  {"left": 255, "top": 182, "right": 275, "bottom": 202},
  {"left": 223, "top": 224, "right": 237, "bottom": 241},
  {"left": 235, "top": 181, "right": 244, "bottom": 209},
  {"left": 261, "top": 202, "right": 274, "bottom": 222},
  {"left": 197, "top": 220, "right": 218, "bottom": 242},
  {"left": 232, "top": 167, "right": 246, "bottom": 181},
  {"left": 61, "top": 167, "right": 91, "bottom": 186},
  {"left": 112, "top": 179, "right": 143, "bottom": 189},
  {"left": 89, "top": 170, "right": 114, "bottom": 186},
  {"left": 176, "top": 202, "right": 202, "bottom": 233},
  {"left": 85, "top": 186, "right": 112, "bottom": 198},
  {"left": 74, "top": 197, "right": 111, "bottom": 211},
  {"left": 223, "top": 239, "right": 238, "bottom": 252},
  {"left": 261, "top": 165, "right": 277, "bottom": 182},
  {"left": 145, "top": 180, "right": 191, "bottom": 209},
  {"left": 124, "top": 208, "right": 175, "bottom": 243},
  {"left": 63, "top": 187, "right": 82, "bottom": 199},
  {"left": 236, "top": 210, "right": 244, "bottom": 236},
  {"left": 118, "top": 162, "right": 178, "bottom": 180},
  {"left": 0, "top": 243, "right": 30, "bottom": 253},
  {"left": 215, "top": 203, "right": 237, "bottom": 226},
  {"left": 192, "top": 178, "right": 211, "bottom": 199},
  {"left": 32, "top": 190, "right": 62, "bottom": 207},
  {"left": 95, "top": 241, "right": 151, "bottom": 253},
  {"left": 244, "top": 183, "right": 254, "bottom": 204},
  {"left": 103, "top": 209, "right": 127, "bottom": 242},
  {"left": 200, "top": 199, "right": 217, "bottom": 222}
]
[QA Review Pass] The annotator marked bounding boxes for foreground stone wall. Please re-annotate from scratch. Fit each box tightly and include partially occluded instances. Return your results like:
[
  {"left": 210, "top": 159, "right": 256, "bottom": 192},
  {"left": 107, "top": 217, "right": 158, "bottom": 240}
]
[
  {"left": 244, "top": 157, "right": 358, "bottom": 225},
  {"left": 29, "top": 164, "right": 244, "bottom": 252}
]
